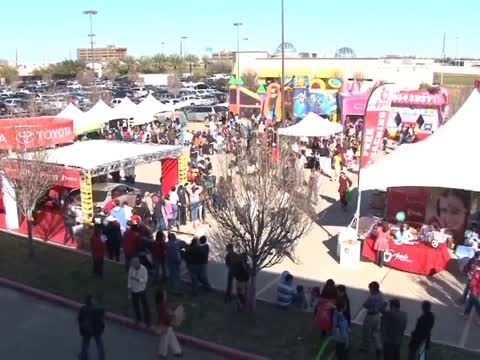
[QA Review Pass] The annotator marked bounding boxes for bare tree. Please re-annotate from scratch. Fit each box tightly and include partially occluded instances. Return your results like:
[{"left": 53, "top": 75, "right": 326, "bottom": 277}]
[
  {"left": 208, "top": 144, "right": 313, "bottom": 312},
  {"left": 0, "top": 125, "right": 58, "bottom": 258},
  {"left": 167, "top": 74, "right": 183, "bottom": 97},
  {"left": 242, "top": 70, "right": 258, "bottom": 89},
  {"left": 76, "top": 69, "right": 96, "bottom": 86}
]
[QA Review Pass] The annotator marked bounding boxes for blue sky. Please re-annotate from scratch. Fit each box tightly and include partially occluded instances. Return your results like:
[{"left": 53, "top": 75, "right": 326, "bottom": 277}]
[{"left": 1, "top": 0, "right": 478, "bottom": 62}]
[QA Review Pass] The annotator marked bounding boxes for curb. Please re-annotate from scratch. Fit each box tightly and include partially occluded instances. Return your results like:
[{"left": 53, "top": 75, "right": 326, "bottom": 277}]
[{"left": 0, "top": 277, "right": 269, "bottom": 360}]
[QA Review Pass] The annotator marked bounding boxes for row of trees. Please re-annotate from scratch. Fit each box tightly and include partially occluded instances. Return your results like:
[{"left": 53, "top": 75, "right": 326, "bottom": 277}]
[
  {"left": 28, "top": 54, "right": 232, "bottom": 81},
  {"left": 0, "top": 65, "right": 19, "bottom": 85}
]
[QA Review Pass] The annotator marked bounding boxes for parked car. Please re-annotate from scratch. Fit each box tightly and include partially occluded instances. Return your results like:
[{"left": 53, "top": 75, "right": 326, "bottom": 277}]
[
  {"left": 67, "top": 183, "right": 142, "bottom": 209},
  {"left": 185, "top": 105, "right": 228, "bottom": 121}
]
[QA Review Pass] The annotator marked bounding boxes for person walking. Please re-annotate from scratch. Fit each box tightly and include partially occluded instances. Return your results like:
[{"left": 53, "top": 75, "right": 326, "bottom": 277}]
[
  {"left": 409, "top": 301, "right": 435, "bottom": 360},
  {"left": 123, "top": 222, "right": 141, "bottom": 270},
  {"left": 90, "top": 225, "right": 106, "bottom": 278},
  {"left": 360, "top": 281, "right": 386, "bottom": 359},
  {"left": 184, "top": 237, "right": 204, "bottom": 295},
  {"left": 186, "top": 184, "right": 203, "bottom": 229},
  {"left": 198, "top": 235, "right": 212, "bottom": 291},
  {"left": 63, "top": 204, "right": 77, "bottom": 245},
  {"left": 458, "top": 251, "right": 480, "bottom": 305},
  {"left": 233, "top": 253, "right": 250, "bottom": 311},
  {"left": 177, "top": 185, "right": 188, "bottom": 226},
  {"left": 155, "top": 290, "right": 183, "bottom": 358},
  {"left": 381, "top": 298, "right": 407, "bottom": 360},
  {"left": 276, "top": 271, "right": 297, "bottom": 309},
  {"left": 332, "top": 300, "right": 350, "bottom": 360},
  {"left": 104, "top": 214, "right": 122, "bottom": 262},
  {"left": 309, "top": 168, "right": 321, "bottom": 205},
  {"left": 461, "top": 267, "right": 480, "bottom": 324},
  {"left": 338, "top": 171, "right": 352, "bottom": 211},
  {"left": 78, "top": 295, "right": 105, "bottom": 360},
  {"left": 336, "top": 285, "right": 351, "bottom": 325},
  {"left": 128, "top": 257, "right": 151, "bottom": 327},
  {"left": 152, "top": 231, "right": 168, "bottom": 283},
  {"left": 224, "top": 244, "right": 241, "bottom": 303},
  {"left": 166, "top": 233, "right": 187, "bottom": 294},
  {"left": 374, "top": 222, "right": 392, "bottom": 268},
  {"left": 169, "top": 186, "right": 180, "bottom": 230}
]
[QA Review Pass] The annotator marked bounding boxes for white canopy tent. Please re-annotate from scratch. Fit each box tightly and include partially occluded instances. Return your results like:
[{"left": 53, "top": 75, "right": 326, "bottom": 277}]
[
  {"left": 110, "top": 97, "right": 138, "bottom": 120},
  {"left": 38, "top": 140, "right": 182, "bottom": 176},
  {"left": 55, "top": 103, "right": 89, "bottom": 135},
  {"left": 131, "top": 94, "right": 169, "bottom": 126},
  {"left": 83, "top": 100, "right": 115, "bottom": 131},
  {"left": 278, "top": 112, "right": 343, "bottom": 137},
  {"left": 360, "top": 88, "right": 480, "bottom": 192}
]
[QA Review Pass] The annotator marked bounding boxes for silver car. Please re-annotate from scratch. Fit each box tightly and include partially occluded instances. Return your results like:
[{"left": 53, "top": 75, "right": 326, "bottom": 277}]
[{"left": 186, "top": 105, "right": 228, "bottom": 122}]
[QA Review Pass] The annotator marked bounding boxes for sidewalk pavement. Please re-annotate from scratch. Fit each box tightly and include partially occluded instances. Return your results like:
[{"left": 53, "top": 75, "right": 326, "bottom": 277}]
[{"left": 0, "top": 285, "right": 223, "bottom": 360}]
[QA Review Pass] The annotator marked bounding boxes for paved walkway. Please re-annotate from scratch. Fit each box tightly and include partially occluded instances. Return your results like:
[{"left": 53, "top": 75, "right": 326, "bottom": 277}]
[
  {"left": 0, "top": 286, "right": 222, "bottom": 360},
  {"left": 133, "top": 153, "right": 480, "bottom": 354}
]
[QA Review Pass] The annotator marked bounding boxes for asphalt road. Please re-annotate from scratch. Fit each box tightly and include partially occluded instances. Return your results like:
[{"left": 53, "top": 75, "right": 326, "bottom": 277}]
[{"left": 0, "top": 286, "right": 222, "bottom": 360}]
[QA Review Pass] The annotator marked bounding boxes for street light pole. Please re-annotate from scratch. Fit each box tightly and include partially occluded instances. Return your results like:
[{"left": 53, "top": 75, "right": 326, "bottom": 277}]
[
  {"left": 161, "top": 42, "right": 165, "bottom": 54},
  {"left": 281, "top": 0, "right": 285, "bottom": 122},
  {"left": 455, "top": 36, "right": 459, "bottom": 66},
  {"left": 233, "top": 22, "right": 243, "bottom": 80},
  {"left": 83, "top": 9, "right": 98, "bottom": 97},
  {"left": 180, "top": 36, "right": 187, "bottom": 57}
]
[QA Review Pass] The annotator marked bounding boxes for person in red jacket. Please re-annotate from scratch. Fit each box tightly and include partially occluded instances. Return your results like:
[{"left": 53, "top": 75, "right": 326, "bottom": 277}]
[
  {"left": 91, "top": 225, "right": 106, "bottom": 278},
  {"left": 152, "top": 231, "right": 168, "bottom": 283},
  {"left": 462, "top": 268, "right": 480, "bottom": 325},
  {"left": 123, "top": 222, "right": 141, "bottom": 270},
  {"left": 338, "top": 171, "right": 353, "bottom": 211}
]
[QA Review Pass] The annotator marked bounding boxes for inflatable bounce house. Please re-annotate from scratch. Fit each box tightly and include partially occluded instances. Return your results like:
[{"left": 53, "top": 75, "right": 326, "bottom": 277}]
[
  {"left": 228, "top": 77, "right": 263, "bottom": 118},
  {"left": 338, "top": 79, "right": 370, "bottom": 126},
  {"left": 260, "top": 69, "right": 345, "bottom": 122}
]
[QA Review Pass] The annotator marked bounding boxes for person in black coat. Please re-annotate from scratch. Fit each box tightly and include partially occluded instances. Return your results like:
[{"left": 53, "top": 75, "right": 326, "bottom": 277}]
[
  {"left": 408, "top": 301, "right": 435, "bottom": 360},
  {"left": 104, "top": 215, "right": 122, "bottom": 262},
  {"left": 78, "top": 295, "right": 105, "bottom": 360}
]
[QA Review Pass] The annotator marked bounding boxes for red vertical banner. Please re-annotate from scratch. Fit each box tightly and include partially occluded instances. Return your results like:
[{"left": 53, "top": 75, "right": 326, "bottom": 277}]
[{"left": 360, "top": 84, "right": 396, "bottom": 169}]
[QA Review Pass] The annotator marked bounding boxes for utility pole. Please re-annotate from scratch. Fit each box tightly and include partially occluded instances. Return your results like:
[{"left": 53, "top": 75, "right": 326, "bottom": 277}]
[
  {"left": 233, "top": 22, "right": 243, "bottom": 80},
  {"left": 281, "top": 0, "right": 285, "bottom": 122},
  {"left": 83, "top": 9, "right": 98, "bottom": 96}
]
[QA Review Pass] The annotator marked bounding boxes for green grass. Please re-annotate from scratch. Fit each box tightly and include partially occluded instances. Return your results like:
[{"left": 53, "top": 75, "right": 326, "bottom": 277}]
[
  {"left": 0, "top": 233, "right": 478, "bottom": 359},
  {"left": 433, "top": 72, "right": 478, "bottom": 86}
]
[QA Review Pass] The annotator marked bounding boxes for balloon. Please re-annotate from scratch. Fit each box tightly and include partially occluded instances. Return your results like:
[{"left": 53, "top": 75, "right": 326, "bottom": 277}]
[{"left": 395, "top": 211, "right": 406, "bottom": 222}]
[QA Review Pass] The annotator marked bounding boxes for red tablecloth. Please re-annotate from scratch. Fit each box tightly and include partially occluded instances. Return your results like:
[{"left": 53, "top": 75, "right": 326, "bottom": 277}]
[{"left": 362, "top": 237, "right": 451, "bottom": 275}]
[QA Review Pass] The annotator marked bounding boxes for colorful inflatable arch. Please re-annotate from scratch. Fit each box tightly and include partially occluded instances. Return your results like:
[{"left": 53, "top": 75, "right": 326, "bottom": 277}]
[{"left": 263, "top": 83, "right": 283, "bottom": 121}]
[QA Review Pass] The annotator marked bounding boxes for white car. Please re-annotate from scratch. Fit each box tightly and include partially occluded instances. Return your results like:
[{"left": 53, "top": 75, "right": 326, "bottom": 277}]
[
  {"left": 131, "top": 87, "right": 148, "bottom": 98},
  {"left": 111, "top": 98, "right": 124, "bottom": 107},
  {"left": 66, "top": 82, "right": 82, "bottom": 90}
]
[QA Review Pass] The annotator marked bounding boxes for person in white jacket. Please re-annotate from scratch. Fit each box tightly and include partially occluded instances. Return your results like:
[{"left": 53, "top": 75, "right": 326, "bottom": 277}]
[{"left": 128, "top": 257, "right": 151, "bottom": 327}]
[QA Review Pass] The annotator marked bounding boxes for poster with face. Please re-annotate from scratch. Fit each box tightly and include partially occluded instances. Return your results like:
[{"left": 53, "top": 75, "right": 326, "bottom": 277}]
[{"left": 425, "top": 188, "right": 471, "bottom": 245}]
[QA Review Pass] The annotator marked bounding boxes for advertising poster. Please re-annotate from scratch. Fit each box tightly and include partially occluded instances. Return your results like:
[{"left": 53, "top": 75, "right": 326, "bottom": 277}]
[
  {"left": 424, "top": 188, "right": 471, "bottom": 245},
  {"left": 360, "top": 84, "right": 396, "bottom": 169}
]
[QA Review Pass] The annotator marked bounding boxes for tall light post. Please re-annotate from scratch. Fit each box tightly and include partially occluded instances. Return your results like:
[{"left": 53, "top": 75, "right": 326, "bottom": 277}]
[
  {"left": 233, "top": 22, "right": 243, "bottom": 80},
  {"left": 180, "top": 36, "right": 188, "bottom": 57},
  {"left": 83, "top": 9, "right": 98, "bottom": 96},
  {"left": 455, "top": 36, "right": 459, "bottom": 66},
  {"left": 280, "top": 0, "right": 285, "bottom": 122},
  {"left": 161, "top": 42, "right": 165, "bottom": 54}
]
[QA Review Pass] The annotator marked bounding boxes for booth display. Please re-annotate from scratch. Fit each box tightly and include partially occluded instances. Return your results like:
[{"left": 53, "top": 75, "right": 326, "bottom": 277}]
[
  {"left": 362, "top": 235, "right": 451, "bottom": 275},
  {"left": 359, "top": 85, "right": 480, "bottom": 275}
]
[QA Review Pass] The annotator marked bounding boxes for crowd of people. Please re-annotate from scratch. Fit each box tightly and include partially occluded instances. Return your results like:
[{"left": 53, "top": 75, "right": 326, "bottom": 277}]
[{"left": 275, "top": 275, "right": 435, "bottom": 360}]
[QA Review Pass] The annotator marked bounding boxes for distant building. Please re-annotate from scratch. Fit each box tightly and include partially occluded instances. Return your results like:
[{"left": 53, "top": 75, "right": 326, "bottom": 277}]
[
  {"left": 77, "top": 45, "right": 127, "bottom": 62},
  {"left": 211, "top": 50, "right": 234, "bottom": 63}
]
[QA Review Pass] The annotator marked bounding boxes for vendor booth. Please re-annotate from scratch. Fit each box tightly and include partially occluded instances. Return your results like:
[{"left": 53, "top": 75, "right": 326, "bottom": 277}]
[
  {"left": 359, "top": 85, "right": 480, "bottom": 275},
  {"left": 0, "top": 135, "right": 185, "bottom": 247}
]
